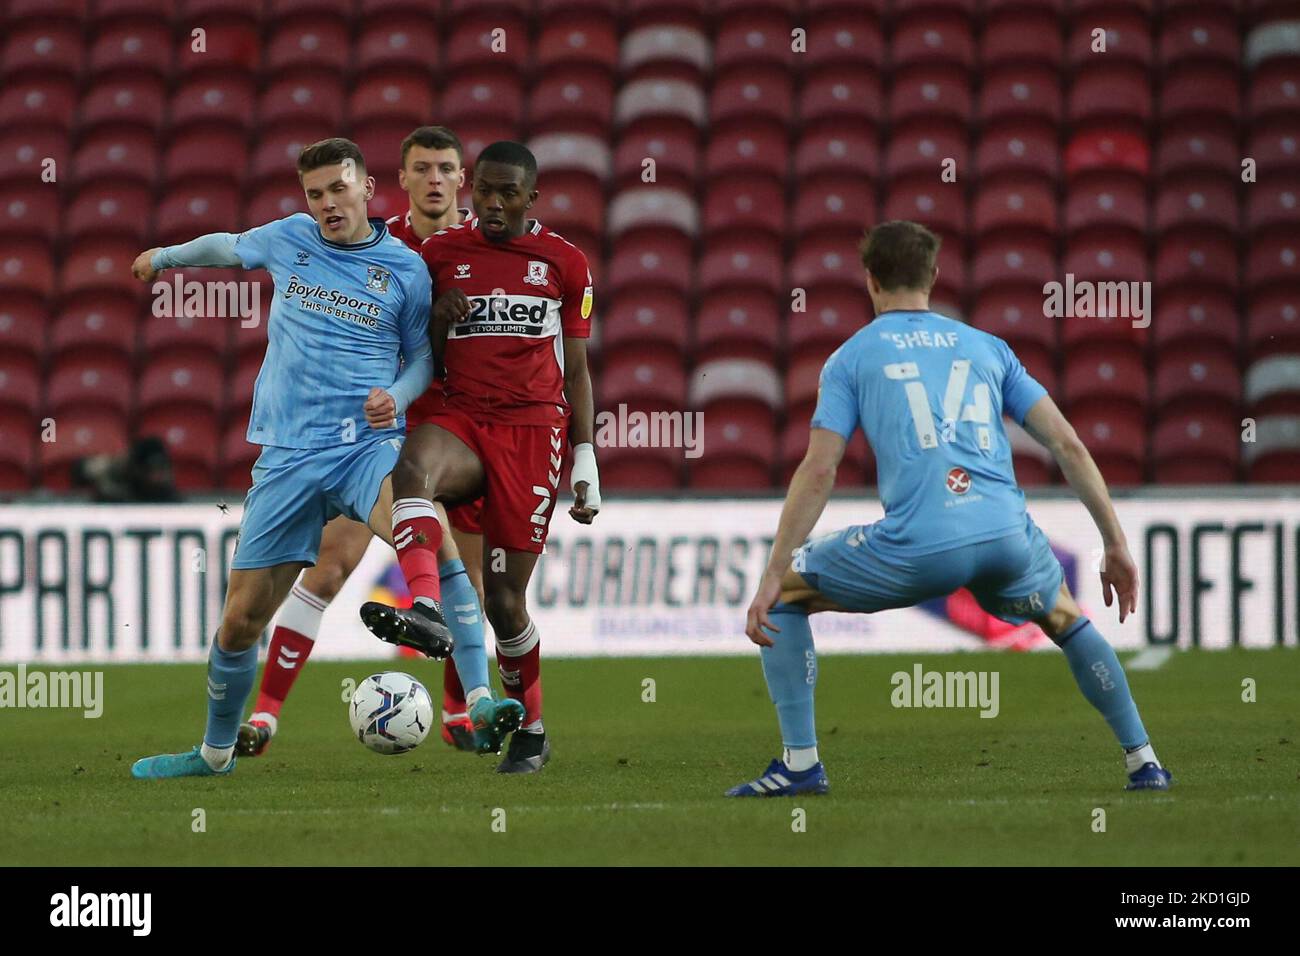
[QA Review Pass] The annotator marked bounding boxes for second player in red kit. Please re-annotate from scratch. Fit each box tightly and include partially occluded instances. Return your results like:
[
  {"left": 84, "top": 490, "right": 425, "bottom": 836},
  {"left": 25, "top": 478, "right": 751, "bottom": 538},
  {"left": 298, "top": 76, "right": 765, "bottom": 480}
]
[{"left": 360, "top": 141, "right": 602, "bottom": 773}]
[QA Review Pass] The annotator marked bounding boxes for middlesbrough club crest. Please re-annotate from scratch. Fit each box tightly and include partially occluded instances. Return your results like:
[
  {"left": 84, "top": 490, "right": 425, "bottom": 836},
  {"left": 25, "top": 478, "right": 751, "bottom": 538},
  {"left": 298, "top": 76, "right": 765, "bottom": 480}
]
[
  {"left": 946, "top": 467, "right": 972, "bottom": 495},
  {"left": 524, "top": 260, "right": 549, "bottom": 285}
]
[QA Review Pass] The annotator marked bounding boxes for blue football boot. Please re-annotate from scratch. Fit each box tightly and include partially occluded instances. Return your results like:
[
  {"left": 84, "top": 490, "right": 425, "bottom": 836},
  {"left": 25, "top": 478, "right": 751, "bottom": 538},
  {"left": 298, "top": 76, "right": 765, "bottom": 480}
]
[
  {"left": 1125, "top": 761, "right": 1173, "bottom": 791},
  {"left": 469, "top": 696, "right": 525, "bottom": 755},
  {"left": 132, "top": 745, "right": 236, "bottom": 779},
  {"left": 725, "top": 758, "right": 829, "bottom": 797}
]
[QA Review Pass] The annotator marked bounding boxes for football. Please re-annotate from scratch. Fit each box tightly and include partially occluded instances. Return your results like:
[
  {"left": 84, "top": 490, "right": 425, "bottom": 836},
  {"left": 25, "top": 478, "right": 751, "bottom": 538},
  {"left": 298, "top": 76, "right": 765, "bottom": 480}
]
[{"left": 348, "top": 672, "right": 434, "bottom": 755}]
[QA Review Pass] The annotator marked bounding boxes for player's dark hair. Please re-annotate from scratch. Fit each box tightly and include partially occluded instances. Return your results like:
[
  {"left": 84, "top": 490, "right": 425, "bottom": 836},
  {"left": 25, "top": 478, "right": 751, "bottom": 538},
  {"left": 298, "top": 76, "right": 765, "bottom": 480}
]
[
  {"left": 859, "top": 221, "right": 941, "bottom": 292},
  {"left": 297, "top": 138, "right": 367, "bottom": 177},
  {"left": 400, "top": 126, "right": 464, "bottom": 168},
  {"left": 475, "top": 140, "right": 538, "bottom": 188}
]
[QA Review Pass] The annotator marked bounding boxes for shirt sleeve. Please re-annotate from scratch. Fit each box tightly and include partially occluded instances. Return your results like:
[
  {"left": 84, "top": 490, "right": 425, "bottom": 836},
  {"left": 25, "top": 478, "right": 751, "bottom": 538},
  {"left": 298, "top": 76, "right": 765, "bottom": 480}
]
[
  {"left": 999, "top": 338, "right": 1048, "bottom": 425},
  {"left": 387, "top": 263, "right": 434, "bottom": 415},
  {"left": 560, "top": 248, "right": 593, "bottom": 339},
  {"left": 809, "top": 345, "right": 860, "bottom": 440},
  {"left": 229, "top": 216, "right": 301, "bottom": 270},
  {"left": 151, "top": 232, "right": 243, "bottom": 270}
]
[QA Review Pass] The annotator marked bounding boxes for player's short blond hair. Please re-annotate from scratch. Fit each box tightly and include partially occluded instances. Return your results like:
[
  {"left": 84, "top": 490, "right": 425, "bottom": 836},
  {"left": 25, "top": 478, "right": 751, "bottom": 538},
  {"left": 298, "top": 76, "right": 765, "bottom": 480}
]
[{"left": 859, "top": 221, "right": 941, "bottom": 292}]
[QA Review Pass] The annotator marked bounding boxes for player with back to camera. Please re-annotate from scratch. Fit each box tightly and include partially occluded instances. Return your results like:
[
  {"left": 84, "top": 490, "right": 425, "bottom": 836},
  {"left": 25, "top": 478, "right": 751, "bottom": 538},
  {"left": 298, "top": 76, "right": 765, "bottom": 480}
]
[
  {"left": 128, "top": 138, "right": 486, "bottom": 778},
  {"left": 729, "top": 220, "right": 1171, "bottom": 797},
  {"left": 236, "top": 126, "right": 524, "bottom": 761},
  {"left": 357, "top": 141, "right": 601, "bottom": 774}
]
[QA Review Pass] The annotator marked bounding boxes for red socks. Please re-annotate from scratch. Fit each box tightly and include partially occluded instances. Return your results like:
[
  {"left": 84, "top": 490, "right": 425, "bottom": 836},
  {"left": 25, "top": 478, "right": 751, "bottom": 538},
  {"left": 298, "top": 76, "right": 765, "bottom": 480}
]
[
  {"left": 495, "top": 619, "right": 543, "bottom": 729},
  {"left": 442, "top": 661, "right": 466, "bottom": 717},
  {"left": 392, "top": 498, "right": 444, "bottom": 606},
  {"left": 253, "top": 583, "right": 325, "bottom": 718}
]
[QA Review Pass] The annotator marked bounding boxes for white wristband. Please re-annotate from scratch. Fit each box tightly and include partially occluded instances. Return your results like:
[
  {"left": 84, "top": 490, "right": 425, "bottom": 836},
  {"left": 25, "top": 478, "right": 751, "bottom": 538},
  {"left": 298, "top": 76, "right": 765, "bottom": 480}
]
[{"left": 570, "top": 442, "right": 601, "bottom": 511}]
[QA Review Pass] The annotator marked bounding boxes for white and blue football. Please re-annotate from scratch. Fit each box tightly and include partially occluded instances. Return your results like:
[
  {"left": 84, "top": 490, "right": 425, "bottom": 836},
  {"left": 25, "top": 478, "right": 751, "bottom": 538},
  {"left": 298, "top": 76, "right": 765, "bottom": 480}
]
[{"left": 349, "top": 672, "right": 434, "bottom": 755}]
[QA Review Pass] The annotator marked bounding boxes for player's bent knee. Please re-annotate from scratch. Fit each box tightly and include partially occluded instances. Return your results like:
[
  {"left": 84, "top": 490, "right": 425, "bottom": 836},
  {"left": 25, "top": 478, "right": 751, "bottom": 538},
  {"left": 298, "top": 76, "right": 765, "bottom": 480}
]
[{"left": 483, "top": 587, "right": 528, "bottom": 635}]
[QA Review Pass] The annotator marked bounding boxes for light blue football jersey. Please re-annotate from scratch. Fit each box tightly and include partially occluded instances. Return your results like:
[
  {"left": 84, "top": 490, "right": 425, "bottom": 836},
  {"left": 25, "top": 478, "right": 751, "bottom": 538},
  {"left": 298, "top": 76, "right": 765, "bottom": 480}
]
[
  {"left": 232, "top": 213, "right": 432, "bottom": 449},
  {"left": 810, "top": 310, "right": 1048, "bottom": 557}
]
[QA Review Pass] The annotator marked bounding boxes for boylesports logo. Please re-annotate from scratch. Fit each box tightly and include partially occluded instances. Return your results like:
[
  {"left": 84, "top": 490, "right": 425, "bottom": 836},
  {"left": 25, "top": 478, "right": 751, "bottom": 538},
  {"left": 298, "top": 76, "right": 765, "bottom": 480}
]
[
  {"left": 946, "top": 467, "right": 972, "bottom": 495},
  {"left": 283, "top": 275, "right": 382, "bottom": 328}
]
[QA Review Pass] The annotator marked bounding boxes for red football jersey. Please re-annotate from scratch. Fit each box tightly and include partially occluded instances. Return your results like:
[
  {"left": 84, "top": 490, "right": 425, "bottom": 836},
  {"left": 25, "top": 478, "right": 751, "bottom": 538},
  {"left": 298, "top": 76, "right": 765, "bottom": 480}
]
[{"left": 420, "top": 217, "right": 593, "bottom": 427}]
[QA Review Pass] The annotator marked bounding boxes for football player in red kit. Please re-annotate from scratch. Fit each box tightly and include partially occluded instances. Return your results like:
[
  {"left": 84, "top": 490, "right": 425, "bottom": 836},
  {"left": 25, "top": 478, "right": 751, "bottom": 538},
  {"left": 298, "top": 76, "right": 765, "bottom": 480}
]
[{"left": 360, "top": 141, "right": 601, "bottom": 773}]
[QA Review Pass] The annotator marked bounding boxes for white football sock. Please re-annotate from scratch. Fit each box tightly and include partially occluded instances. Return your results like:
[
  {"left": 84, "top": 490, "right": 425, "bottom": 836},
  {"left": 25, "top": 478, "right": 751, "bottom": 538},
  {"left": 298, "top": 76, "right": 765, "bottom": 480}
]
[
  {"left": 200, "top": 743, "right": 234, "bottom": 771},
  {"left": 249, "top": 712, "right": 278, "bottom": 736},
  {"left": 522, "top": 719, "right": 544, "bottom": 734},
  {"left": 784, "top": 746, "right": 819, "bottom": 772},
  {"left": 1124, "top": 742, "right": 1159, "bottom": 774},
  {"left": 279, "top": 582, "right": 326, "bottom": 640},
  {"left": 465, "top": 686, "right": 491, "bottom": 710}
]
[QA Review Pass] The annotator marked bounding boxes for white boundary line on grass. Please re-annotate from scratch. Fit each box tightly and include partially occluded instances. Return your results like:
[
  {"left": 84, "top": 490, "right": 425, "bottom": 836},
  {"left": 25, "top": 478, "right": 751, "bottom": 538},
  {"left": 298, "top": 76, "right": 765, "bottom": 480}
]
[{"left": 1127, "top": 647, "right": 1175, "bottom": 671}]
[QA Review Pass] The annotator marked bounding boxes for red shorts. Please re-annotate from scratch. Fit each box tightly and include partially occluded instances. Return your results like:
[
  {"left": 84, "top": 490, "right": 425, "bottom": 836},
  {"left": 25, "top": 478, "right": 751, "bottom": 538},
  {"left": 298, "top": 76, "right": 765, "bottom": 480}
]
[
  {"left": 407, "top": 390, "right": 483, "bottom": 536},
  {"left": 421, "top": 406, "right": 567, "bottom": 554}
]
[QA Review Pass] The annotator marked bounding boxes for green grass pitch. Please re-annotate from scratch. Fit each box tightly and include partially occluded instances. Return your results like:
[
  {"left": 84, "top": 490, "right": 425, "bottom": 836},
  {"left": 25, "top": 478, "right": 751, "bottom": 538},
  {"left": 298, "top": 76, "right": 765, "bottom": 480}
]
[{"left": 1, "top": 649, "right": 1296, "bottom": 866}]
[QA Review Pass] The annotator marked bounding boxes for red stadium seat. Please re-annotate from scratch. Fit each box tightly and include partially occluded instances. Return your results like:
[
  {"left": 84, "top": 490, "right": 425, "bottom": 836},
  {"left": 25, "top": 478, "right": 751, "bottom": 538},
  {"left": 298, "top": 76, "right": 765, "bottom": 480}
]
[
  {"left": 798, "top": 70, "right": 883, "bottom": 128},
  {"left": 1063, "top": 233, "right": 1148, "bottom": 284},
  {"left": 1154, "top": 349, "right": 1242, "bottom": 417},
  {"left": 1063, "top": 130, "right": 1150, "bottom": 179},
  {"left": 47, "top": 354, "right": 134, "bottom": 416},
  {"left": 884, "top": 122, "right": 968, "bottom": 181},
  {"left": 349, "top": 75, "right": 435, "bottom": 129},
  {"left": 0, "top": 300, "right": 47, "bottom": 365},
  {"left": 1069, "top": 408, "right": 1147, "bottom": 486},
  {"left": 535, "top": 19, "right": 618, "bottom": 74},
  {"left": 87, "top": 22, "right": 173, "bottom": 82},
  {"left": 1155, "top": 127, "right": 1239, "bottom": 180},
  {"left": 1151, "top": 412, "right": 1240, "bottom": 483},
  {"left": 697, "top": 237, "right": 784, "bottom": 299},
  {"left": 248, "top": 125, "right": 331, "bottom": 188},
  {"left": 1, "top": 24, "right": 83, "bottom": 84},
  {"left": 715, "top": 14, "right": 795, "bottom": 73},
  {"left": 792, "top": 124, "right": 879, "bottom": 181},
  {"left": 257, "top": 76, "right": 344, "bottom": 129},
  {"left": 65, "top": 183, "right": 152, "bottom": 246},
  {"left": 614, "top": 125, "right": 700, "bottom": 191},
  {"left": 712, "top": 69, "right": 795, "bottom": 129},
  {"left": 141, "top": 288, "right": 235, "bottom": 360},
  {"left": 154, "top": 186, "right": 242, "bottom": 246},
  {"left": 1063, "top": 346, "right": 1148, "bottom": 411},
  {"left": 0, "top": 78, "right": 78, "bottom": 133},
  {"left": 1067, "top": 14, "right": 1152, "bottom": 71},
  {"left": 1152, "top": 290, "right": 1241, "bottom": 353},
  {"left": 353, "top": 19, "right": 439, "bottom": 76},
  {"left": 606, "top": 234, "right": 693, "bottom": 299},
  {"left": 804, "top": 11, "right": 884, "bottom": 70},
  {"left": 882, "top": 177, "right": 965, "bottom": 238},
  {"left": 1064, "top": 174, "right": 1148, "bottom": 236},
  {"left": 162, "top": 129, "right": 249, "bottom": 189},
  {"left": 687, "top": 412, "right": 776, "bottom": 491},
  {"left": 1153, "top": 176, "right": 1239, "bottom": 236},
  {"left": 137, "top": 353, "right": 224, "bottom": 417},
  {"left": 0, "top": 356, "right": 41, "bottom": 416},
  {"left": 1156, "top": 235, "right": 1239, "bottom": 296},
  {"left": 695, "top": 292, "right": 780, "bottom": 363},
  {"left": 601, "top": 290, "right": 690, "bottom": 360},
  {"left": 1245, "top": 183, "right": 1300, "bottom": 237},
  {"left": 40, "top": 410, "right": 130, "bottom": 491},
  {"left": 600, "top": 353, "right": 687, "bottom": 409},
  {"left": 439, "top": 71, "right": 525, "bottom": 128},
  {"left": 265, "top": 0, "right": 353, "bottom": 23},
  {"left": 892, "top": 14, "right": 975, "bottom": 72},
  {"left": 702, "top": 175, "right": 785, "bottom": 241},
  {"left": 971, "top": 290, "right": 1057, "bottom": 356},
  {"left": 703, "top": 122, "right": 788, "bottom": 180},
  {"left": 137, "top": 407, "right": 220, "bottom": 490},
  {"left": 789, "top": 288, "right": 866, "bottom": 363},
  {"left": 0, "top": 130, "right": 70, "bottom": 183},
  {"left": 1068, "top": 66, "right": 1152, "bottom": 129},
  {"left": 264, "top": 17, "right": 351, "bottom": 75},
  {"left": 445, "top": 15, "right": 531, "bottom": 75},
  {"left": 970, "top": 237, "right": 1056, "bottom": 293},
  {"left": 975, "top": 123, "right": 1060, "bottom": 183},
  {"left": 890, "top": 66, "right": 972, "bottom": 128},
  {"left": 1161, "top": 64, "right": 1240, "bottom": 127},
  {"left": 789, "top": 238, "right": 866, "bottom": 292},
  {"left": 72, "top": 131, "right": 158, "bottom": 188},
  {"left": 978, "top": 65, "right": 1063, "bottom": 127},
  {"left": 793, "top": 176, "right": 876, "bottom": 242},
  {"left": 1246, "top": 238, "right": 1299, "bottom": 295},
  {"left": 0, "top": 408, "right": 37, "bottom": 491},
  {"left": 168, "top": 76, "right": 256, "bottom": 135},
  {"left": 981, "top": 9, "right": 1063, "bottom": 69},
  {"left": 58, "top": 242, "right": 140, "bottom": 301},
  {"left": 1247, "top": 289, "right": 1300, "bottom": 357},
  {"left": 174, "top": 23, "right": 260, "bottom": 83},
  {"left": 78, "top": 77, "right": 165, "bottom": 136},
  {"left": 529, "top": 70, "right": 615, "bottom": 138},
  {"left": 600, "top": 443, "right": 683, "bottom": 491},
  {"left": 1247, "top": 62, "right": 1300, "bottom": 126},
  {"left": 50, "top": 299, "right": 137, "bottom": 363},
  {"left": 3, "top": 185, "right": 60, "bottom": 247},
  {"left": 1160, "top": 9, "right": 1239, "bottom": 70},
  {"left": 971, "top": 180, "right": 1055, "bottom": 238}
]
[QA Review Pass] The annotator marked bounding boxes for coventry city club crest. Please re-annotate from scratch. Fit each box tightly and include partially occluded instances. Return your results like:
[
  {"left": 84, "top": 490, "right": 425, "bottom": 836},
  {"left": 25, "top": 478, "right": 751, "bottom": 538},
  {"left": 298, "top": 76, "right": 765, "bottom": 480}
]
[
  {"left": 524, "top": 260, "right": 549, "bottom": 285},
  {"left": 366, "top": 266, "right": 391, "bottom": 294}
]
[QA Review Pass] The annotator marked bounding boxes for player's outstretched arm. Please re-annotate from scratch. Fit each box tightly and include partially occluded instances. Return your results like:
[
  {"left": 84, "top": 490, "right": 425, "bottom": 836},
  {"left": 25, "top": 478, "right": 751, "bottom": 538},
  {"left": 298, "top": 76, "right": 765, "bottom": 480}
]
[
  {"left": 130, "top": 233, "right": 245, "bottom": 282},
  {"left": 746, "top": 429, "right": 846, "bottom": 643},
  {"left": 1022, "top": 395, "right": 1138, "bottom": 621},
  {"left": 562, "top": 335, "right": 600, "bottom": 523}
]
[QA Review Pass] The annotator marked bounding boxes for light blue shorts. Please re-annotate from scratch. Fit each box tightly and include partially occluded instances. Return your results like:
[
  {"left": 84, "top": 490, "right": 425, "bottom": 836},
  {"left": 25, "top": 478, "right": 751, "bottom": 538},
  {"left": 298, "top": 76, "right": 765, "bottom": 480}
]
[
  {"left": 232, "top": 435, "right": 404, "bottom": 570},
  {"left": 795, "top": 514, "right": 1064, "bottom": 625}
]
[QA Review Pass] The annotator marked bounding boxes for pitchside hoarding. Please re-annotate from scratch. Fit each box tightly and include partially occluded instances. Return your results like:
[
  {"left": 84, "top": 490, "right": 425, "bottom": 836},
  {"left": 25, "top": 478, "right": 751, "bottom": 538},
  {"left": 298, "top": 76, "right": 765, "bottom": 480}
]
[{"left": 0, "top": 496, "right": 1296, "bottom": 662}]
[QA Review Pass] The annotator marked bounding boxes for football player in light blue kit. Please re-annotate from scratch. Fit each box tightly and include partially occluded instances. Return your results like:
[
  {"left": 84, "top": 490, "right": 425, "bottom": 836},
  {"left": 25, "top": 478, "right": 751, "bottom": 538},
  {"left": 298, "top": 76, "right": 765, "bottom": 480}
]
[
  {"left": 128, "top": 138, "right": 513, "bottom": 778},
  {"left": 729, "top": 221, "right": 1170, "bottom": 797}
]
